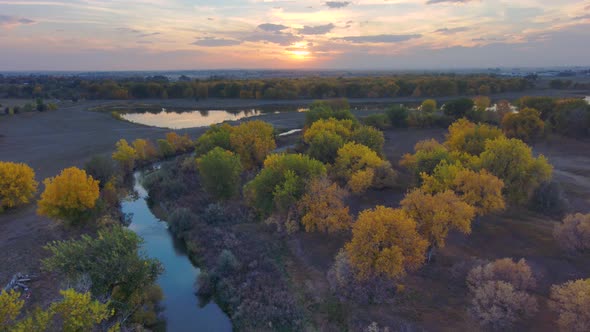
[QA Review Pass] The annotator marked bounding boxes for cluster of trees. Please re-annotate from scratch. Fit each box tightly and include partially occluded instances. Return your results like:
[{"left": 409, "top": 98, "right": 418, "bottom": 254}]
[
  {"left": 516, "top": 97, "right": 590, "bottom": 138},
  {"left": 1, "top": 99, "right": 57, "bottom": 116},
  {"left": 0, "top": 74, "right": 529, "bottom": 101}
]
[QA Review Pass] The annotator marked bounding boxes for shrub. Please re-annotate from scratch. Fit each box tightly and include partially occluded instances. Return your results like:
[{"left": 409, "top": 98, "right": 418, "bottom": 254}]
[
  {"left": 37, "top": 167, "right": 100, "bottom": 224},
  {"left": 216, "top": 249, "right": 240, "bottom": 276},
  {"left": 385, "top": 105, "right": 409, "bottom": 127},
  {"left": 197, "top": 147, "right": 243, "bottom": 201},
  {"left": 362, "top": 113, "right": 391, "bottom": 129},
  {"left": 168, "top": 208, "right": 197, "bottom": 236},
  {"left": 84, "top": 155, "right": 115, "bottom": 189},
  {"left": 502, "top": 108, "right": 545, "bottom": 142},
  {"left": 553, "top": 213, "right": 590, "bottom": 253},
  {"left": 529, "top": 181, "right": 568, "bottom": 217},
  {"left": 200, "top": 203, "right": 231, "bottom": 225},
  {"left": 549, "top": 278, "right": 590, "bottom": 332},
  {"left": 0, "top": 161, "right": 38, "bottom": 211}
]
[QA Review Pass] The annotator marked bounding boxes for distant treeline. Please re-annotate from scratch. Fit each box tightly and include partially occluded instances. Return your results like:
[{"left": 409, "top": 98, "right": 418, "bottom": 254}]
[{"left": 0, "top": 74, "right": 531, "bottom": 101}]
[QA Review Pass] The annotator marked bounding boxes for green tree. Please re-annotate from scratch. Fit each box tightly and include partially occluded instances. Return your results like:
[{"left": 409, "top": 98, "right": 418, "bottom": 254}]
[
  {"left": 476, "top": 137, "right": 553, "bottom": 204},
  {"left": 443, "top": 98, "right": 474, "bottom": 118},
  {"left": 351, "top": 125, "right": 385, "bottom": 155},
  {"left": 195, "top": 123, "right": 233, "bottom": 156},
  {"left": 197, "top": 147, "right": 243, "bottom": 200},
  {"left": 244, "top": 153, "right": 326, "bottom": 217},
  {"left": 400, "top": 139, "right": 452, "bottom": 182},
  {"left": 421, "top": 99, "right": 437, "bottom": 113}
]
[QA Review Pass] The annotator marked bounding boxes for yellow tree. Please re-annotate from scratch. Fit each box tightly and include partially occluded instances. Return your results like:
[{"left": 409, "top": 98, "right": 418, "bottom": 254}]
[
  {"left": 421, "top": 99, "right": 437, "bottom": 113},
  {"left": 445, "top": 118, "right": 504, "bottom": 155},
  {"left": 297, "top": 177, "right": 352, "bottom": 233},
  {"left": 112, "top": 139, "right": 137, "bottom": 172},
  {"left": 501, "top": 107, "right": 545, "bottom": 142},
  {"left": 230, "top": 120, "right": 276, "bottom": 170},
  {"left": 401, "top": 189, "right": 475, "bottom": 261},
  {"left": 0, "top": 290, "right": 24, "bottom": 327},
  {"left": 333, "top": 142, "right": 386, "bottom": 193},
  {"left": 50, "top": 289, "right": 112, "bottom": 332},
  {"left": 345, "top": 206, "right": 428, "bottom": 280},
  {"left": 399, "top": 139, "right": 452, "bottom": 182},
  {"left": 0, "top": 161, "right": 38, "bottom": 211},
  {"left": 165, "top": 132, "right": 193, "bottom": 153},
  {"left": 473, "top": 95, "right": 491, "bottom": 112},
  {"left": 132, "top": 138, "right": 158, "bottom": 161},
  {"left": 37, "top": 167, "right": 100, "bottom": 224},
  {"left": 421, "top": 162, "right": 505, "bottom": 216},
  {"left": 550, "top": 278, "right": 590, "bottom": 332}
]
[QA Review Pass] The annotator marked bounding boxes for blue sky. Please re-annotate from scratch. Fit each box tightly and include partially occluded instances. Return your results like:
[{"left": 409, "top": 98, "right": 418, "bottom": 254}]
[{"left": 0, "top": 0, "right": 589, "bottom": 70}]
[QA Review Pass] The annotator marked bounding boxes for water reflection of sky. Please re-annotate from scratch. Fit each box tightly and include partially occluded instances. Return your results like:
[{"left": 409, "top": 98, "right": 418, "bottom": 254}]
[{"left": 122, "top": 109, "right": 275, "bottom": 129}]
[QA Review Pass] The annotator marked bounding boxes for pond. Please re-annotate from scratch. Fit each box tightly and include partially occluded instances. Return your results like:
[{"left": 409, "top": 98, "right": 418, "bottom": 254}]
[
  {"left": 121, "top": 108, "right": 306, "bottom": 129},
  {"left": 122, "top": 171, "right": 232, "bottom": 332}
]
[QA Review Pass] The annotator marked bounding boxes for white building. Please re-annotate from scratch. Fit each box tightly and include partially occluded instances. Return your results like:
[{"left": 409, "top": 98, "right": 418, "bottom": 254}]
[{"left": 585, "top": 96, "right": 590, "bottom": 105}]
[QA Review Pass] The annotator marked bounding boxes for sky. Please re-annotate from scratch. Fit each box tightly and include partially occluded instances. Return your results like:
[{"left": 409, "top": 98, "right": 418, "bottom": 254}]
[{"left": 0, "top": 0, "right": 589, "bottom": 71}]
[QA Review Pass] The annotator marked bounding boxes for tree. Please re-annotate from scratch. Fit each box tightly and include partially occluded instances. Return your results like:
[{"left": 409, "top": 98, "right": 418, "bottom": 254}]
[
  {"left": 244, "top": 153, "right": 326, "bottom": 217},
  {"left": 84, "top": 155, "right": 115, "bottom": 189},
  {"left": 195, "top": 123, "right": 233, "bottom": 156},
  {"left": 495, "top": 99, "right": 513, "bottom": 121},
  {"left": 473, "top": 96, "right": 491, "bottom": 112},
  {"left": 443, "top": 98, "right": 474, "bottom": 118},
  {"left": 553, "top": 213, "right": 590, "bottom": 253},
  {"left": 345, "top": 206, "right": 428, "bottom": 280},
  {"left": 132, "top": 138, "right": 157, "bottom": 162},
  {"left": 165, "top": 132, "right": 192, "bottom": 153},
  {"left": 467, "top": 258, "right": 538, "bottom": 329},
  {"left": 476, "top": 137, "right": 552, "bottom": 204},
  {"left": 49, "top": 289, "right": 112, "bottom": 332},
  {"left": 230, "top": 120, "right": 276, "bottom": 170},
  {"left": 400, "top": 139, "right": 452, "bottom": 182},
  {"left": 0, "top": 161, "right": 38, "bottom": 211},
  {"left": 421, "top": 99, "right": 437, "bottom": 113},
  {"left": 37, "top": 167, "right": 100, "bottom": 224},
  {"left": 305, "top": 99, "right": 355, "bottom": 126},
  {"left": 0, "top": 290, "right": 24, "bottom": 327},
  {"left": 297, "top": 177, "right": 352, "bottom": 233},
  {"left": 421, "top": 162, "right": 505, "bottom": 216},
  {"left": 517, "top": 96, "right": 556, "bottom": 120},
  {"left": 197, "top": 147, "right": 243, "bottom": 200},
  {"left": 445, "top": 118, "right": 504, "bottom": 155},
  {"left": 470, "top": 280, "right": 538, "bottom": 329},
  {"left": 351, "top": 125, "right": 385, "bottom": 155},
  {"left": 306, "top": 130, "right": 345, "bottom": 164},
  {"left": 502, "top": 108, "right": 545, "bottom": 142},
  {"left": 467, "top": 258, "right": 536, "bottom": 292},
  {"left": 385, "top": 105, "right": 409, "bottom": 127},
  {"left": 401, "top": 189, "right": 475, "bottom": 260},
  {"left": 333, "top": 142, "right": 386, "bottom": 193},
  {"left": 42, "top": 226, "right": 162, "bottom": 304},
  {"left": 112, "top": 139, "right": 137, "bottom": 172},
  {"left": 550, "top": 278, "right": 590, "bottom": 332}
]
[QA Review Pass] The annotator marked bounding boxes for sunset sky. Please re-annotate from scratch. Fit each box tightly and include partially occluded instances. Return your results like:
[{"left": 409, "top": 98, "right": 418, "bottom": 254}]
[{"left": 0, "top": 0, "right": 589, "bottom": 70}]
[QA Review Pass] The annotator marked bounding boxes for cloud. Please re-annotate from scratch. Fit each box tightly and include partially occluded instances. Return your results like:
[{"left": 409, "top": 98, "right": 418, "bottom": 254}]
[
  {"left": 192, "top": 37, "right": 241, "bottom": 47},
  {"left": 244, "top": 32, "right": 302, "bottom": 46},
  {"left": 0, "top": 15, "right": 36, "bottom": 27},
  {"left": 426, "top": 0, "right": 474, "bottom": 4},
  {"left": 337, "top": 34, "right": 422, "bottom": 43},
  {"left": 504, "top": 7, "right": 544, "bottom": 20},
  {"left": 139, "top": 32, "right": 161, "bottom": 38},
  {"left": 325, "top": 1, "right": 350, "bottom": 8},
  {"left": 573, "top": 14, "right": 590, "bottom": 20},
  {"left": 258, "top": 23, "right": 289, "bottom": 32},
  {"left": 434, "top": 27, "right": 470, "bottom": 34},
  {"left": 299, "top": 23, "right": 335, "bottom": 35}
]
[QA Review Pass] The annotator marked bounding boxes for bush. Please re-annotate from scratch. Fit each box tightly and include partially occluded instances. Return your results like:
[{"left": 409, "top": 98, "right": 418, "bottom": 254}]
[
  {"left": 197, "top": 147, "right": 243, "bottom": 201},
  {"left": 467, "top": 258, "right": 536, "bottom": 292},
  {"left": 84, "top": 155, "right": 116, "bottom": 189},
  {"left": 216, "top": 249, "right": 240, "bottom": 276},
  {"left": 529, "top": 181, "right": 568, "bottom": 217},
  {"left": 362, "top": 113, "right": 391, "bottom": 129},
  {"left": 200, "top": 203, "right": 231, "bottom": 225},
  {"left": 0, "top": 161, "right": 38, "bottom": 211},
  {"left": 385, "top": 105, "right": 409, "bottom": 127},
  {"left": 168, "top": 208, "right": 197, "bottom": 236},
  {"left": 553, "top": 213, "right": 590, "bottom": 253}
]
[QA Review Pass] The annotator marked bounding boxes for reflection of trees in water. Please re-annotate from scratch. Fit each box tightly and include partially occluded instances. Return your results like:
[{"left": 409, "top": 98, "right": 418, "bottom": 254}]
[{"left": 199, "top": 110, "right": 210, "bottom": 117}]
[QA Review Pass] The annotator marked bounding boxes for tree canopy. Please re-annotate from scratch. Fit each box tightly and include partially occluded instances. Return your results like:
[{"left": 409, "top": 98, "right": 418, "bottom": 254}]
[{"left": 0, "top": 161, "right": 38, "bottom": 211}]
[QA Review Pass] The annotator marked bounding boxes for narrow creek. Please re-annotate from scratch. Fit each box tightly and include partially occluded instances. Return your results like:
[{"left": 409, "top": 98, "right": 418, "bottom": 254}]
[{"left": 122, "top": 171, "right": 232, "bottom": 332}]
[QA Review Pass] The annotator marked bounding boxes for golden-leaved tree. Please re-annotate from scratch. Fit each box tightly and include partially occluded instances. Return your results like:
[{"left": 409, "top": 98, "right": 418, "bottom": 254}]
[
  {"left": 550, "top": 278, "right": 590, "bottom": 332},
  {"left": 445, "top": 118, "right": 503, "bottom": 156},
  {"left": 345, "top": 206, "right": 428, "bottom": 280},
  {"left": 230, "top": 120, "right": 276, "bottom": 170},
  {"left": 37, "top": 167, "right": 100, "bottom": 224},
  {"left": 297, "top": 177, "right": 352, "bottom": 233},
  {"left": 401, "top": 189, "right": 475, "bottom": 260},
  {"left": 421, "top": 161, "right": 505, "bottom": 216},
  {"left": 333, "top": 142, "right": 388, "bottom": 193},
  {"left": 112, "top": 139, "right": 137, "bottom": 172},
  {"left": 0, "top": 161, "right": 38, "bottom": 211}
]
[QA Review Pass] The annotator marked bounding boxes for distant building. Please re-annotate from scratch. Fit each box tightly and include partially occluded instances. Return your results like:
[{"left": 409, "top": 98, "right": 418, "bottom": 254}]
[{"left": 585, "top": 96, "right": 590, "bottom": 105}]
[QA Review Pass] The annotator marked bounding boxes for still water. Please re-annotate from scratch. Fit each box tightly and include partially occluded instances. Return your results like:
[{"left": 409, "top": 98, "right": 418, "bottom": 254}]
[
  {"left": 122, "top": 109, "right": 276, "bottom": 129},
  {"left": 122, "top": 172, "right": 232, "bottom": 332}
]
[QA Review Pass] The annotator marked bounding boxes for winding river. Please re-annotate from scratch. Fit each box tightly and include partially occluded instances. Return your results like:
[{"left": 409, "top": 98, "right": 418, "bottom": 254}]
[{"left": 122, "top": 172, "right": 232, "bottom": 332}]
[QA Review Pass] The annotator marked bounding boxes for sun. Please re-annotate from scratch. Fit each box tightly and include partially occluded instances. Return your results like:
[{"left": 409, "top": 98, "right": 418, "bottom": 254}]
[{"left": 289, "top": 49, "right": 311, "bottom": 60}]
